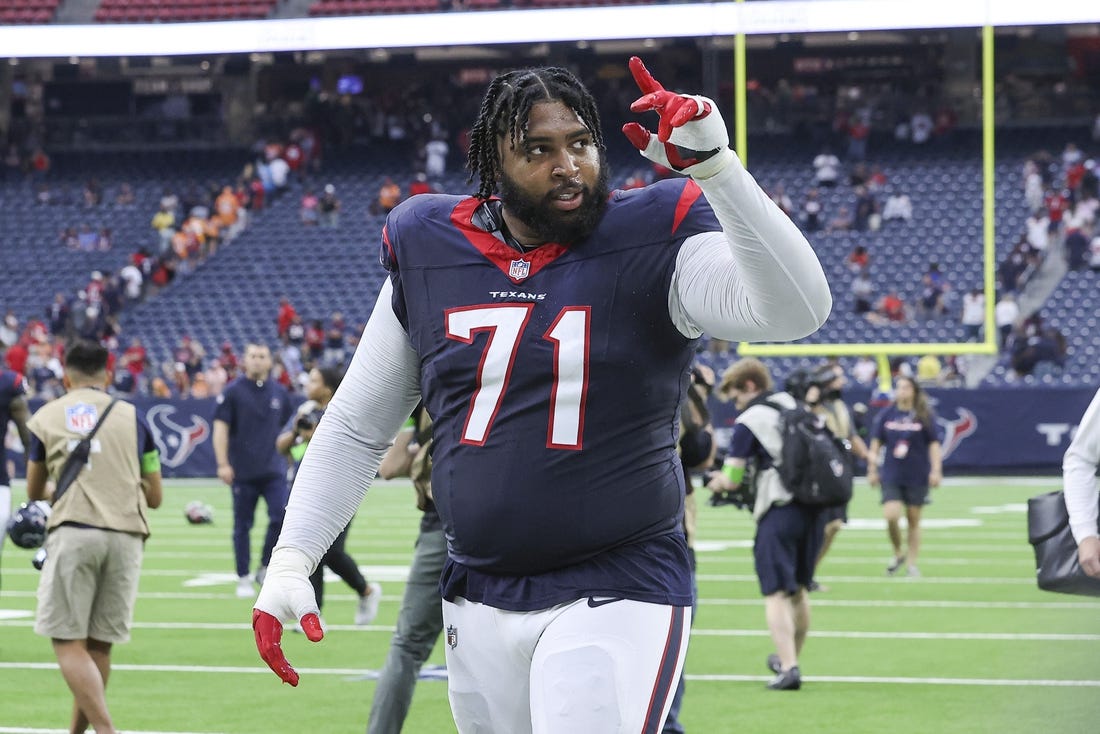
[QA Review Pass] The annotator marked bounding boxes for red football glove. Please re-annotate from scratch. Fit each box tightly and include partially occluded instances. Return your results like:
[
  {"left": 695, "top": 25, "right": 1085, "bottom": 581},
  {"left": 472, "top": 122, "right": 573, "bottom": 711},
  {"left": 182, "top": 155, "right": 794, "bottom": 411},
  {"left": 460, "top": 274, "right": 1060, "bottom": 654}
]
[
  {"left": 253, "top": 609, "right": 323, "bottom": 687},
  {"left": 252, "top": 547, "right": 324, "bottom": 686},
  {"left": 622, "top": 56, "right": 733, "bottom": 179}
]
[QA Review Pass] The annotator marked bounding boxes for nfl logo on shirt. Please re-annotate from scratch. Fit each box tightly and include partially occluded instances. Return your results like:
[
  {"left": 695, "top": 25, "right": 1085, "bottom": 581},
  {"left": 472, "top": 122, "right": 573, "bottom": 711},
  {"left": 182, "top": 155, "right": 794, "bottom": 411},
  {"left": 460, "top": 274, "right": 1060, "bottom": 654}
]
[
  {"left": 65, "top": 403, "right": 98, "bottom": 434},
  {"left": 509, "top": 259, "right": 530, "bottom": 281}
]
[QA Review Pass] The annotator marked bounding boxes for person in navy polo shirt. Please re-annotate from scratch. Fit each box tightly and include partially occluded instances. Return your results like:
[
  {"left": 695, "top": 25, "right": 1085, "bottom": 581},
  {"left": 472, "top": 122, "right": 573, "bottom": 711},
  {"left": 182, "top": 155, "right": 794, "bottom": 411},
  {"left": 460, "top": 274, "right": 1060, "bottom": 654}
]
[
  {"left": 867, "top": 375, "right": 944, "bottom": 578},
  {"left": 213, "top": 342, "right": 294, "bottom": 598},
  {"left": 0, "top": 364, "right": 31, "bottom": 590}
]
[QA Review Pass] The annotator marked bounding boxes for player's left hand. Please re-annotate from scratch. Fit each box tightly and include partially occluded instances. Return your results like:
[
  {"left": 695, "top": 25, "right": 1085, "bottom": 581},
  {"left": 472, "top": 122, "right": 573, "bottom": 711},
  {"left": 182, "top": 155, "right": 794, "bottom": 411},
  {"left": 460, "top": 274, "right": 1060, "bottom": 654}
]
[
  {"left": 253, "top": 547, "right": 324, "bottom": 686},
  {"left": 929, "top": 469, "right": 942, "bottom": 488},
  {"left": 621, "top": 56, "right": 734, "bottom": 180}
]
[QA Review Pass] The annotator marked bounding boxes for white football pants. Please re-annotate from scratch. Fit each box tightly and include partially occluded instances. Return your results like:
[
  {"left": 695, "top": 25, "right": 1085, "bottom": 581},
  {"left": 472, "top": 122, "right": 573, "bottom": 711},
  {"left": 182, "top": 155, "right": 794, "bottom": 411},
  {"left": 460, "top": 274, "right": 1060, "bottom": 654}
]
[{"left": 443, "top": 595, "right": 690, "bottom": 734}]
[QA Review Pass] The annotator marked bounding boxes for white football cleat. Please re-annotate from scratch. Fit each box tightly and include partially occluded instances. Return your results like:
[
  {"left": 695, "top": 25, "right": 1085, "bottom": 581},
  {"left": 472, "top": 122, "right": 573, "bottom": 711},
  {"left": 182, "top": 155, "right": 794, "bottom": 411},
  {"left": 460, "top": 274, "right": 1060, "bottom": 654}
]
[
  {"left": 236, "top": 576, "right": 256, "bottom": 599},
  {"left": 355, "top": 582, "right": 382, "bottom": 625}
]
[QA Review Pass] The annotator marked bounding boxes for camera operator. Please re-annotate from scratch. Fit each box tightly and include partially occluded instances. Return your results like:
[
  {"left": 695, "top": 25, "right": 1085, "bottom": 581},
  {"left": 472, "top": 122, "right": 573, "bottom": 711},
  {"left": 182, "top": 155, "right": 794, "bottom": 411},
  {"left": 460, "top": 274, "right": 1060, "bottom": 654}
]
[
  {"left": 277, "top": 366, "right": 381, "bottom": 627},
  {"left": 808, "top": 364, "right": 868, "bottom": 589},
  {"left": 706, "top": 358, "right": 825, "bottom": 691}
]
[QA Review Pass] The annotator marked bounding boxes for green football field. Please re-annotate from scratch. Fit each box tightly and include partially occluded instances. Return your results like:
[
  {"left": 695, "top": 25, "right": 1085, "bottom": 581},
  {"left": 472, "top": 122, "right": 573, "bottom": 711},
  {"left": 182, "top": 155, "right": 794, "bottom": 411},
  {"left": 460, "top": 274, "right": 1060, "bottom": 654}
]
[{"left": 2, "top": 476, "right": 1098, "bottom": 733}]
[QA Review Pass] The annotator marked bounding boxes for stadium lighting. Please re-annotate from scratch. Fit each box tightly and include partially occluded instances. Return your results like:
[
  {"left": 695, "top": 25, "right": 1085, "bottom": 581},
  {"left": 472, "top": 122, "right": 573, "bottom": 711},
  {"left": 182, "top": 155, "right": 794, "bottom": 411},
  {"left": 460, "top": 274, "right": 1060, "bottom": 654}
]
[{"left": 0, "top": 0, "right": 1095, "bottom": 58}]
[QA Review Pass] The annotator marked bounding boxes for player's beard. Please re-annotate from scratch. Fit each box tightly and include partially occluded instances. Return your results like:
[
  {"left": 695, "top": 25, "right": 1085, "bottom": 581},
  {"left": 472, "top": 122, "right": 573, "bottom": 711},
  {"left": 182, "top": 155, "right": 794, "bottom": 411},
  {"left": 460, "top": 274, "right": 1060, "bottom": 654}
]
[{"left": 498, "top": 163, "right": 610, "bottom": 248}]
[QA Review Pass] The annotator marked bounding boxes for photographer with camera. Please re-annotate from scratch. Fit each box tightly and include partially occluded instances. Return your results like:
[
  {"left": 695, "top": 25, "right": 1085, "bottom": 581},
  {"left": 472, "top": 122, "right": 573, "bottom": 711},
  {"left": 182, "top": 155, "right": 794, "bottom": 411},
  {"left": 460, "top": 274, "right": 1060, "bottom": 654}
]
[
  {"left": 808, "top": 363, "right": 868, "bottom": 590},
  {"left": 277, "top": 366, "right": 381, "bottom": 627},
  {"left": 22, "top": 340, "right": 162, "bottom": 734},
  {"left": 706, "top": 358, "right": 826, "bottom": 691}
]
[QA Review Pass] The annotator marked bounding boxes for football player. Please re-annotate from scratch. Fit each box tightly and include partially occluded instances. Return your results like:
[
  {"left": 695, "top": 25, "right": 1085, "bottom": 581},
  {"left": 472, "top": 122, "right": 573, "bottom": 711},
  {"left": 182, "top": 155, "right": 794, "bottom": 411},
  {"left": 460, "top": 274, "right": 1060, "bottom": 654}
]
[{"left": 254, "top": 57, "right": 832, "bottom": 732}]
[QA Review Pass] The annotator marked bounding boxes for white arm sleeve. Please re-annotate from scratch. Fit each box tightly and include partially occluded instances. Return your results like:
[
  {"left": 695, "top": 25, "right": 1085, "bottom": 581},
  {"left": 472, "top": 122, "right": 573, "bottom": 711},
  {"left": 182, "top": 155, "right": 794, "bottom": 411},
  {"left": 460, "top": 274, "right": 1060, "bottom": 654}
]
[
  {"left": 1063, "top": 387, "right": 1100, "bottom": 544},
  {"left": 668, "top": 155, "right": 832, "bottom": 341},
  {"left": 275, "top": 278, "right": 422, "bottom": 564}
]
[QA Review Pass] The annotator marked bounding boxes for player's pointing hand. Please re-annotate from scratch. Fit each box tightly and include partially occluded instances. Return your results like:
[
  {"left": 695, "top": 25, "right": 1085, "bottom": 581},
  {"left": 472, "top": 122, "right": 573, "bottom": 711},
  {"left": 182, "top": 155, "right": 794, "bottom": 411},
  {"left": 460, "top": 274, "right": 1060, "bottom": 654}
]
[{"left": 621, "top": 56, "right": 734, "bottom": 180}]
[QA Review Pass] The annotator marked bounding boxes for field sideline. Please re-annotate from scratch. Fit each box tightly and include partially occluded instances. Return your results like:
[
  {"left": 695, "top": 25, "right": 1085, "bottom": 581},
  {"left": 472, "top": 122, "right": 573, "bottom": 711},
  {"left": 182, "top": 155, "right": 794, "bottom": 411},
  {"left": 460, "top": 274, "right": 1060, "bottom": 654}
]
[{"left": 2, "top": 476, "right": 1098, "bottom": 733}]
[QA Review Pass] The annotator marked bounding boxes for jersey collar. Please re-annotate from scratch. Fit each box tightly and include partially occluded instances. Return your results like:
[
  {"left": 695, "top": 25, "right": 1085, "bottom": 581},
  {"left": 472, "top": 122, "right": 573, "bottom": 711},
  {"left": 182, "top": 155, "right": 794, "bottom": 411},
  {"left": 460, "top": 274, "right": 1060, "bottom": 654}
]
[{"left": 450, "top": 198, "right": 569, "bottom": 285}]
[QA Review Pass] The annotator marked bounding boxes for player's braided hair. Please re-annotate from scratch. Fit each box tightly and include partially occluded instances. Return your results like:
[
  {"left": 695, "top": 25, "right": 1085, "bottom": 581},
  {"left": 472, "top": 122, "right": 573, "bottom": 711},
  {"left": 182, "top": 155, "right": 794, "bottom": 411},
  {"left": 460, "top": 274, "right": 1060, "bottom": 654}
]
[{"left": 467, "top": 66, "right": 605, "bottom": 200}]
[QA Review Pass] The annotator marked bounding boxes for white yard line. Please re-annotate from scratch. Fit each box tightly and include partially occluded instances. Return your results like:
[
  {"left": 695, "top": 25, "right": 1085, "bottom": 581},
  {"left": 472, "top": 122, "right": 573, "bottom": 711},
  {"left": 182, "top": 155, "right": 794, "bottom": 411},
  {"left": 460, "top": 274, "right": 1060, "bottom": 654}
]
[
  {"left": 0, "top": 662, "right": 1093, "bottom": 688},
  {"left": 696, "top": 573, "right": 1035, "bottom": 585},
  {"left": 687, "top": 674, "right": 1100, "bottom": 687},
  {"left": 690, "top": 629, "right": 1100, "bottom": 641},
  {"left": 4, "top": 590, "right": 1096, "bottom": 608},
  {"left": 2, "top": 618, "right": 1095, "bottom": 640},
  {"left": 700, "top": 597, "right": 1100, "bottom": 608}
]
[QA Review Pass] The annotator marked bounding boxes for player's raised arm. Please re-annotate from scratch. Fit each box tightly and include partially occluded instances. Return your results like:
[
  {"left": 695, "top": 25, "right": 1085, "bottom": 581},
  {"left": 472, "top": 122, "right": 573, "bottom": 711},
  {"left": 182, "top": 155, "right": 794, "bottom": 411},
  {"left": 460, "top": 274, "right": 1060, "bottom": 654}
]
[
  {"left": 623, "top": 56, "right": 832, "bottom": 343},
  {"left": 252, "top": 278, "right": 422, "bottom": 685}
]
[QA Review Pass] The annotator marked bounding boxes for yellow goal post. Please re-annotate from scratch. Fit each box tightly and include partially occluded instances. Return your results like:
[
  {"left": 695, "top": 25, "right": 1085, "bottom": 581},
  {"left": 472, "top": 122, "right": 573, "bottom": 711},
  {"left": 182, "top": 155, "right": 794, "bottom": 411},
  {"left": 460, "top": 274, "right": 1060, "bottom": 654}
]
[{"left": 732, "top": 16, "right": 999, "bottom": 389}]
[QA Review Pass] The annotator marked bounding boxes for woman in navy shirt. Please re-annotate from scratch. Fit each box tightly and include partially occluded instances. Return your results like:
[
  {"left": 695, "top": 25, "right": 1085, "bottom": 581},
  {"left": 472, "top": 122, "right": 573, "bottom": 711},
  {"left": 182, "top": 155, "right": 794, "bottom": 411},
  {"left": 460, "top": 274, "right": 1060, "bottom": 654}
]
[{"left": 867, "top": 376, "right": 943, "bottom": 578}]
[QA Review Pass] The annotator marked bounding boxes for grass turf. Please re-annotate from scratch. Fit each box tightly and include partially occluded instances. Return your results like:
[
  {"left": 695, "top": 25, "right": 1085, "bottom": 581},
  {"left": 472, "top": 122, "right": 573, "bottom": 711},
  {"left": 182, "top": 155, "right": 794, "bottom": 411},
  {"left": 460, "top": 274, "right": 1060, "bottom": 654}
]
[{"left": 1, "top": 476, "right": 1097, "bottom": 733}]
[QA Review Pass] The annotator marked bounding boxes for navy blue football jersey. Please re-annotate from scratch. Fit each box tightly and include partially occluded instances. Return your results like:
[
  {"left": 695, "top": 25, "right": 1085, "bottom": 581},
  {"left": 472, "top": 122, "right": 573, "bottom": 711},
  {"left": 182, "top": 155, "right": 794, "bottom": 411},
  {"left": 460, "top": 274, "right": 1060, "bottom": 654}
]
[
  {"left": 381, "top": 179, "right": 720, "bottom": 610},
  {"left": 0, "top": 370, "right": 27, "bottom": 486}
]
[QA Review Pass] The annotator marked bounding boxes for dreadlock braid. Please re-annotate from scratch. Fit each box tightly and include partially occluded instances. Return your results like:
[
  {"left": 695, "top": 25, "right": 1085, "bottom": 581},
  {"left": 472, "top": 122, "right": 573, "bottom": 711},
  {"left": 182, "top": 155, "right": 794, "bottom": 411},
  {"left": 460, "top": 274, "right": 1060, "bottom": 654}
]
[{"left": 466, "top": 66, "right": 605, "bottom": 201}]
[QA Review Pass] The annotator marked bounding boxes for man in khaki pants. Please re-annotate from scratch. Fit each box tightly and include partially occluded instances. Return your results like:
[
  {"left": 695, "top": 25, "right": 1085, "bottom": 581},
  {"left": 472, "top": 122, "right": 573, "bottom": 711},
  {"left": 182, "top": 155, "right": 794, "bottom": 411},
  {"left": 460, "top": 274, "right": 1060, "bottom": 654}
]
[{"left": 25, "top": 340, "right": 163, "bottom": 734}]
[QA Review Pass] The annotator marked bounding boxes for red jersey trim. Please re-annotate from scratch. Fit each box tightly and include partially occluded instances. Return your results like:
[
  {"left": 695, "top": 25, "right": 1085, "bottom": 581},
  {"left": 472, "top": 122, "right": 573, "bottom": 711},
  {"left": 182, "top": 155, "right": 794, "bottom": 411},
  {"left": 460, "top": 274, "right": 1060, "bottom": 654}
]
[
  {"left": 450, "top": 198, "right": 569, "bottom": 284},
  {"left": 381, "top": 224, "right": 396, "bottom": 267},
  {"left": 671, "top": 179, "right": 703, "bottom": 235}
]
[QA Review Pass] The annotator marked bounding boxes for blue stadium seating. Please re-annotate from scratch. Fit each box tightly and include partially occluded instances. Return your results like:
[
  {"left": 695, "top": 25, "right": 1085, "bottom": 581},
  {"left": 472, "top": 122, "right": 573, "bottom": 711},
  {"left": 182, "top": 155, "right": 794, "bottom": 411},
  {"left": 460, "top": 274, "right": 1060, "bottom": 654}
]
[{"left": 2, "top": 126, "right": 1094, "bottom": 386}]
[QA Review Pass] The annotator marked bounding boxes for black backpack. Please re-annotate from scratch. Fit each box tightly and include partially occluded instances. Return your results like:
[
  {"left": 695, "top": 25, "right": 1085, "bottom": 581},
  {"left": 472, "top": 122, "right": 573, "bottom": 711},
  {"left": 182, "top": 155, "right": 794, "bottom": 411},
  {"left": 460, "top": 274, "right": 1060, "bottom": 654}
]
[{"left": 764, "top": 398, "right": 853, "bottom": 508}]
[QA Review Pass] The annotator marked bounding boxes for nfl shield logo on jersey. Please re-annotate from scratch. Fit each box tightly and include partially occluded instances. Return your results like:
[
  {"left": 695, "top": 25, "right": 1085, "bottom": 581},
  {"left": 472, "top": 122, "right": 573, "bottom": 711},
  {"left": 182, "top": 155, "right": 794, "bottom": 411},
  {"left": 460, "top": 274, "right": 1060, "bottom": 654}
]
[
  {"left": 509, "top": 259, "right": 531, "bottom": 281},
  {"left": 65, "top": 403, "right": 98, "bottom": 434},
  {"left": 446, "top": 624, "right": 458, "bottom": 650}
]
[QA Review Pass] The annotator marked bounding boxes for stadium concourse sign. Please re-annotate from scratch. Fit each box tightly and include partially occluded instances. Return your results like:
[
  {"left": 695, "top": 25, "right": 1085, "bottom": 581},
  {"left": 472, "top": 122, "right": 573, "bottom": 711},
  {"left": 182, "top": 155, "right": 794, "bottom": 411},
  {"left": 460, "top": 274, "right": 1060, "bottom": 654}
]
[
  {"left": 0, "top": 0, "right": 1095, "bottom": 58},
  {"left": 9, "top": 389, "right": 1094, "bottom": 476}
]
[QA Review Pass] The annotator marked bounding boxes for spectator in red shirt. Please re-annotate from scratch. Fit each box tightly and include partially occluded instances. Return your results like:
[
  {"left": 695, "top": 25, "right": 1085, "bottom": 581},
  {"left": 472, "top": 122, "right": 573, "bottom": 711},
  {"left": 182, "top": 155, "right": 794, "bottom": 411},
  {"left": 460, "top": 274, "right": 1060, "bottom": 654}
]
[
  {"left": 847, "top": 118, "right": 870, "bottom": 161},
  {"left": 1046, "top": 189, "right": 1069, "bottom": 232},
  {"left": 121, "top": 336, "right": 148, "bottom": 386},
  {"left": 867, "top": 291, "right": 908, "bottom": 325},
  {"left": 276, "top": 297, "right": 297, "bottom": 338},
  {"left": 29, "top": 148, "right": 50, "bottom": 179},
  {"left": 846, "top": 244, "right": 870, "bottom": 273},
  {"left": 249, "top": 176, "right": 265, "bottom": 211},
  {"left": 220, "top": 341, "right": 240, "bottom": 379},
  {"left": 304, "top": 320, "right": 325, "bottom": 363},
  {"left": 5, "top": 340, "right": 29, "bottom": 376}
]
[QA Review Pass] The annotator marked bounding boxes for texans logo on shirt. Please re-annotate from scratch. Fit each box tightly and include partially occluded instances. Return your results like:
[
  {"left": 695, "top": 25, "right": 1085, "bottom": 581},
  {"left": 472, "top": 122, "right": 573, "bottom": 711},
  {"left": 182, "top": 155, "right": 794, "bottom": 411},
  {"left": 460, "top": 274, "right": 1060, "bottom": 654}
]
[
  {"left": 937, "top": 407, "right": 977, "bottom": 460},
  {"left": 147, "top": 404, "right": 211, "bottom": 468}
]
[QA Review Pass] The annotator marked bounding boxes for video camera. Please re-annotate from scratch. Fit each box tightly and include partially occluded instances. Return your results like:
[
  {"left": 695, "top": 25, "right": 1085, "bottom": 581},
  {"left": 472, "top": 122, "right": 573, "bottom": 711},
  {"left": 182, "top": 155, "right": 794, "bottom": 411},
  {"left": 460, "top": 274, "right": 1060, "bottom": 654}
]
[
  {"left": 296, "top": 408, "right": 324, "bottom": 432},
  {"left": 706, "top": 473, "right": 754, "bottom": 510},
  {"left": 785, "top": 365, "right": 837, "bottom": 404}
]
